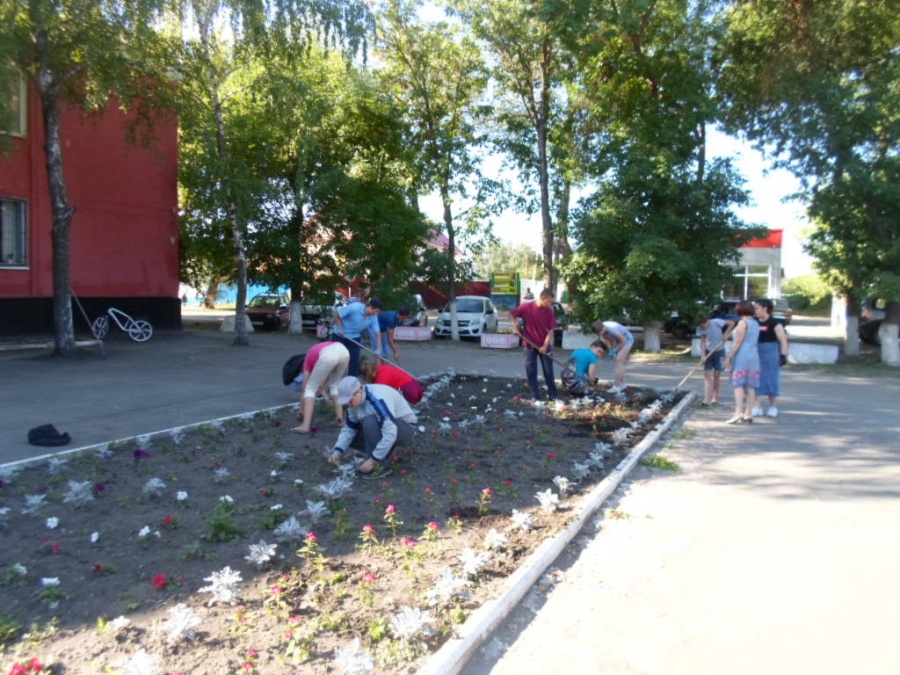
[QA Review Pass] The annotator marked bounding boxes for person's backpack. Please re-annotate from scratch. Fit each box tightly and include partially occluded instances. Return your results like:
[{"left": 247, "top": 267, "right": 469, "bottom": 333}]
[{"left": 281, "top": 353, "right": 306, "bottom": 386}]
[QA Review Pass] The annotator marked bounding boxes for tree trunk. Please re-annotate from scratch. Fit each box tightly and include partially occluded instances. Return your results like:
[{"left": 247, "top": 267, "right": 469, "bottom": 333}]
[
  {"left": 36, "top": 34, "right": 76, "bottom": 355},
  {"left": 643, "top": 321, "right": 662, "bottom": 353},
  {"left": 880, "top": 302, "right": 900, "bottom": 367},
  {"left": 441, "top": 185, "right": 460, "bottom": 342},
  {"left": 843, "top": 296, "right": 861, "bottom": 357}
]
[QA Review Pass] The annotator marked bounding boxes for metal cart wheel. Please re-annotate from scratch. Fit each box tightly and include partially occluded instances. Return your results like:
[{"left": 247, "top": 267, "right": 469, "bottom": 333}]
[{"left": 91, "top": 316, "right": 110, "bottom": 340}]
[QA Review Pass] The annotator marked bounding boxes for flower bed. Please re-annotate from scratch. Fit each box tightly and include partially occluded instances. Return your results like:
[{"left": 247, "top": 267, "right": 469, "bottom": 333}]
[{"left": 0, "top": 373, "right": 682, "bottom": 674}]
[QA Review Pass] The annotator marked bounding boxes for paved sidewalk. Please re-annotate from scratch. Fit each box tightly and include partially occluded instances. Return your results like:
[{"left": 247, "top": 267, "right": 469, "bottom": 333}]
[{"left": 2, "top": 328, "right": 899, "bottom": 675}]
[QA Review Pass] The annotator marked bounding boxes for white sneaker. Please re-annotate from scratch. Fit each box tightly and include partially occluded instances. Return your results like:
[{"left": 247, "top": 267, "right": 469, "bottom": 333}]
[
  {"left": 751, "top": 407, "right": 764, "bottom": 417},
  {"left": 608, "top": 385, "right": 623, "bottom": 394},
  {"left": 766, "top": 407, "right": 779, "bottom": 418}
]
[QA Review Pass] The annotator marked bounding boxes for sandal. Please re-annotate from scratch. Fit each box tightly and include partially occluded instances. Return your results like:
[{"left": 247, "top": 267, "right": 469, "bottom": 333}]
[{"left": 725, "top": 416, "right": 743, "bottom": 424}]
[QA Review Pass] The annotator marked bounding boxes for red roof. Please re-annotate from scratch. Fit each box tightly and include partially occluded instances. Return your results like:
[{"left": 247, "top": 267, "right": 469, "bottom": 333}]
[{"left": 743, "top": 230, "right": 783, "bottom": 248}]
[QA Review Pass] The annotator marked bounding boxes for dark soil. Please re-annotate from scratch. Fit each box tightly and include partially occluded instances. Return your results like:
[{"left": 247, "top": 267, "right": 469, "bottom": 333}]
[{"left": 0, "top": 374, "right": 682, "bottom": 674}]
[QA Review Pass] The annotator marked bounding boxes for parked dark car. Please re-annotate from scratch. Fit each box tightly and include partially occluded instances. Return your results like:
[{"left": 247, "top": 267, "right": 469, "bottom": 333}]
[
  {"left": 859, "top": 297, "right": 886, "bottom": 345},
  {"left": 712, "top": 298, "right": 792, "bottom": 326},
  {"left": 245, "top": 293, "right": 290, "bottom": 331}
]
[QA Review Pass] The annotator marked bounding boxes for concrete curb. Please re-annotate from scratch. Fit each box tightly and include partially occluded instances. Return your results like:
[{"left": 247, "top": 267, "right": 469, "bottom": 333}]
[
  {"left": 418, "top": 390, "right": 696, "bottom": 675},
  {"left": 1, "top": 403, "right": 297, "bottom": 472}
]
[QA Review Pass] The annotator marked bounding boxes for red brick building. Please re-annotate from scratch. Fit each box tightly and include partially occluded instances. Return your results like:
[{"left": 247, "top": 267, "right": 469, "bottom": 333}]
[{"left": 0, "top": 77, "right": 180, "bottom": 335}]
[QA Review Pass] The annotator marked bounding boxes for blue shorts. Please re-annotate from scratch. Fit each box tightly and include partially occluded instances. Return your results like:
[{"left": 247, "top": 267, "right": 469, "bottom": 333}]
[{"left": 704, "top": 350, "right": 724, "bottom": 372}]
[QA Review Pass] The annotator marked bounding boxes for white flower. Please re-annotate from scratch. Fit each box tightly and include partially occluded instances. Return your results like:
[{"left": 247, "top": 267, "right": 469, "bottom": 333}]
[
  {"left": 214, "top": 467, "right": 231, "bottom": 482},
  {"left": 220, "top": 495, "right": 234, "bottom": 504},
  {"left": 390, "top": 606, "right": 435, "bottom": 641},
  {"left": 269, "top": 503, "right": 283, "bottom": 511},
  {"left": 333, "top": 637, "right": 375, "bottom": 674},
  {"left": 274, "top": 451, "right": 294, "bottom": 462},
  {"left": 424, "top": 571, "right": 469, "bottom": 607},
  {"left": 90, "top": 531, "right": 100, "bottom": 543},
  {"left": 199, "top": 566, "right": 242, "bottom": 605},
  {"left": 136, "top": 434, "right": 153, "bottom": 449},
  {"left": 293, "top": 479, "right": 304, "bottom": 487},
  {"left": 305, "top": 500, "right": 330, "bottom": 523},
  {"left": 0, "top": 466, "right": 20, "bottom": 481},
  {"left": 46, "top": 517, "right": 59, "bottom": 530},
  {"left": 170, "top": 428, "right": 185, "bottom": 445},
  {"left": 142, "top": 478, "right": 167, "bottom": 496},
  {"left": 116, "top": 648, "right": 158, "bottom": 675},
  {"left": 270, "top": 470, "right": 279, "bottom": 478},
  {"left": 274, "top": 515, "right": 309, "bottom": 543},
  {"left": 484, "top": 529, "right": 508, "bottom": 550},
  {"left": 245, "top": 540, "right": 277, "bottom": 568},
  {"left": 11, "top": 563, "right": 27, "bottom": 577},
  {"left": 459, "top": 548, "right": 491, "bottom": 578},
  {"left": 41, "top": 577, "right": 60, "bottom": 587},
  {"left": 137, "top": 525, "right": 160, "bottom": 539},
  {"left": 159, "top": 603, "right": 201, "bottom": 643},
  {"left": 62, "top": 479, "right": 95, "bottom": 507},
  {"left": 510, "top": 509, "right": 534, "bottom": 531},
  {"left": 22, "top": 494, "right": 47, "bottom": 515},
  {"left": 552, "top": 476, "right": 572, "bottom": 496},
  {"left": 316, "top": 476, "right": 353, "bottom": 500},
  {"left": 536, "top": 489, "right": 560, "bottom": 513},
  {"left": 611, "top": 428, "right": 632, "bottom": 445},
  {"left": 571, "top": 462, "right": 591, "bottom": 480},
  {"left": 176, "top": 491, "right": 189, "bottom": 501},
  {"left": 46, "top": 457, "right": 68, "bottom": 475}
]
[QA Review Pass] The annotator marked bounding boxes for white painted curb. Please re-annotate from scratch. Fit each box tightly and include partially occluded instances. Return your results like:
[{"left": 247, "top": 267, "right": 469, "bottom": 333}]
[{"left": 418, "top": 390, "right": 696, "bottom": 675}]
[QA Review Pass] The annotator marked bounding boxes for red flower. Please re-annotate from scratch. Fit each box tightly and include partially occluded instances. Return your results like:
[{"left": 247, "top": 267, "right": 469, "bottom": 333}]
[
  {"left": 546, "top": 452, "right": 557, "bottom": 459},
  {"left": 503, "top": 479, "right": 513, "bottom": 485},
  {"left": 9, "top": 664, "right": 29, "bottom": 675},
  {"left": 29, "top": 658, "right": 43, "bottom": 672},
  {"left": 93, "top": 564, "right": 104, "bottom": 575},
  {"left": 51, "top": 543, "right": 62, "bottom": 554},
  {"left": 482, "top": 487, "right": 494, "bottom": 496},
  {"left": 162, "top": 515, "right": 174, "bottom": 526},
  {"left": 305, "top": 531, "right": 318, "bottom": 542},
  {"left": 152, "top": 573, "right": 168, "bottom": 590}
]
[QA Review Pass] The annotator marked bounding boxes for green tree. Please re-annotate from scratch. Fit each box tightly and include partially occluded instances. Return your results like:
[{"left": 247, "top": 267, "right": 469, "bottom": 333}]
[
  {"left": 717, "top": 0, "right": 900, "bottom": 364},
  {"left": 375, "top": 0, "right": 494, "bottom": 339},
  {"left": 166, "top": 0, "right": 374, "bottom": 345},
  {"left": 0, "top": 0, "right": 168, "bottom": 354},
  {"left": 563, "top": 0, "right": 755, "bottom": 351},
  {"left": 448, "top": 0, "right": 580, "bottom": 295}
]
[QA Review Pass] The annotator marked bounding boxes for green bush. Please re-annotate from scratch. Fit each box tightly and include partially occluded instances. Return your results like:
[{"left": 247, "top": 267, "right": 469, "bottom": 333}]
[{"left": 783, "top": 274, "right": 832, "bottom": 311}]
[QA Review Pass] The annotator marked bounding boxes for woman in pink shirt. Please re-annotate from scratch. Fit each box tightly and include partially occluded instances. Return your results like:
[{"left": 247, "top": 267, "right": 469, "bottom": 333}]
[{"left": 290, "top": 341, "right": 350, "bottom": 433}]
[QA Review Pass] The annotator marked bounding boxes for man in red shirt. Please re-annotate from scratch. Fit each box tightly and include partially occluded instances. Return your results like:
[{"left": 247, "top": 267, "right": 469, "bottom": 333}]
[{"left": 510, "top": 288, "right": 558, "bottom": 400}]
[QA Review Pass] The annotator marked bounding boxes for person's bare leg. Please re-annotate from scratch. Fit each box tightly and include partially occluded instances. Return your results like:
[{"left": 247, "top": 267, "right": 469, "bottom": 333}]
[
  {"left": 711, "top": 371, "right": 721, "bottom": 404},
  {"left": 291, "top": 397, "right": 315, "bottom": 433},
  {"left": 703, "top": 371, "right": 714, "bottom": 404},
  {"left": 727, "top": 386, "right": 745, "bottom": 423}
]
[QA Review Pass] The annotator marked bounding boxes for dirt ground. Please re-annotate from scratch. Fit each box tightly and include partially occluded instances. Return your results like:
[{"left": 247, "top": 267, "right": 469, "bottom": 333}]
[{"left": 0, "top": 373, "right": 683, "bottom": 674}]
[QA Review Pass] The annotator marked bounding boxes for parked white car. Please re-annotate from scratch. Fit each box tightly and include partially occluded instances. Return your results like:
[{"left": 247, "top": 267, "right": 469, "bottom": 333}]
[{"left": 433, "top": 296, "right": 499, "bottom": 339}]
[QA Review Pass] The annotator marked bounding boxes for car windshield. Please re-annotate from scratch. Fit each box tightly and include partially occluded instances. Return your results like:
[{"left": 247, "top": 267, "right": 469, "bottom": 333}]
[
  {"left": 248, "top": 295, "right": 282, "bottom": 308},
  {"left": 446, "top": 298, "right": 484, "bottom": 313}
]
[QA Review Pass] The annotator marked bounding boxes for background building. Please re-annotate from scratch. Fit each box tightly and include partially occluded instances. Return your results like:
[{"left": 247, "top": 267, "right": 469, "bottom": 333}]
[{"left": 0, "top": 78, "right": 180, "bottom": 335}]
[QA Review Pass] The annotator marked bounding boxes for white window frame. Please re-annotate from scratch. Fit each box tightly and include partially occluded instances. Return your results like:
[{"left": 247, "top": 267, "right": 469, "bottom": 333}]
[
  {"left": 727, "top": 264, "right": 771, "bottom": 299},
  {"left": 0, "top": 198, "right": 28, "bottom": 268}
]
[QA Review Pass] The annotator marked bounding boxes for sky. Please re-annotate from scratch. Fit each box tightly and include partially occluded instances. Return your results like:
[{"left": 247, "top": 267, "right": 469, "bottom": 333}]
[{"left": 420, "top": 129, "right": 815, "bottom": 280}]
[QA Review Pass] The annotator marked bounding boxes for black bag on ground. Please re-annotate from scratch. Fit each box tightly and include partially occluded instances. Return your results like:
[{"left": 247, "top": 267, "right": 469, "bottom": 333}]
[
  {"left": 27, "top": 423, "right": 71, "bottom": 447},
  {"left": 282, "top": 353, "right": 306, "bottom": 386}
]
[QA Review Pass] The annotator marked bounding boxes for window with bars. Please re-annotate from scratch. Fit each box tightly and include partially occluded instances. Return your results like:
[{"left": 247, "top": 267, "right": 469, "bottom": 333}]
[
  {"left": 0, "top": 198, "right": 27, "bottom": 266},
  {"left": 2, "top": 69, "right": 27, "bottom": 136}
]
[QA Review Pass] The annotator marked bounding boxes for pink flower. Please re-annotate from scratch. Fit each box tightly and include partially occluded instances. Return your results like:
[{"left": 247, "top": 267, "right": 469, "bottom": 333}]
[
  {"left": 246, "top": 649, "right": 259, "bottom": 658},
  {"left": 374, "top": 497, "right": 383, "bottom": 505},
  {"left": 403, "top": 538, "right": 416, "bottom": 549},
  {"left": 30, "top": 658, "right": 43, "bottom": 672},
  {"left": 427, "top": 521, "right": 440, "bottom": 530},
  {"left": 424, "top": 487, "right": 433, "bottom": 495},
  {"left": 285, "top": 630, "right": 294, "bottom": 640},
  {"left": 243, "top": 662, "right": 254, "bottom": 670},
  {"left": 503, "top": 479, "right": 513, "bottom": 485},
  {"left": 305, "top": 531, "right": 318, "bottom": 542},
  {"left": 51, "top": 543, "right": 62, "bottom": 554},
  {"left": 482, "top": 487, "right": 494, "bottom": 496},
  {"left": 362, "top": 524, "right": 375, "bottom": 533},
  {"left": 9, "top": 664, "right": 29, "bottom": 675},
  {"left": 385, "top": 504, "right": 396, "bottom": 514},
  {"left": 362, "top": 573, "right": 377, "bottom": 584},
  {"left": 288, "top": 615, "right": 300, "bottom": 624},
  {"left": 546, "top": 452, "right": 557, "bottom": 459},
  {"left": 271, "top": 585, "right": 283, "bottom": 595},
  {"left": 152, "top": 574, "right": 168, "bottom": 590}
]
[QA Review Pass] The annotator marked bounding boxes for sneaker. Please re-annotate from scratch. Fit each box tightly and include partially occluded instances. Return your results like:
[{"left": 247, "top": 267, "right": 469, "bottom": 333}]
[
  {"left": 751, "top": 407, "right": 764, "bottom": 417},
  {"left": 359, "top": 466, "right": 393, "bottom": 481},
  {"left": 608, "top": 385, "right": 623, "bottom": 394},
  {"left": 766, "top": 407, "right": 779, "bottom": 418}
]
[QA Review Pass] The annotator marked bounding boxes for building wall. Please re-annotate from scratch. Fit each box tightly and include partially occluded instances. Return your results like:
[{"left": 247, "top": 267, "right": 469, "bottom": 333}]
[{"left": 0, "top": 84, "right": 180, "bottom": 334}]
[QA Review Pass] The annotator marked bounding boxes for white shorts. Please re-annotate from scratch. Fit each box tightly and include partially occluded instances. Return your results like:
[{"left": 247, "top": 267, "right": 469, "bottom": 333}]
[{"left": 304, "top": 343, "right": 350, "bottom": 399}]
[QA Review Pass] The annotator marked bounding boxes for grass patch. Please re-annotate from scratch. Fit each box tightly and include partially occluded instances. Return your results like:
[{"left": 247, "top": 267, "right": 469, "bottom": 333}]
[{"left": 640, "top": 454, "right": 681, "bottom": 472}]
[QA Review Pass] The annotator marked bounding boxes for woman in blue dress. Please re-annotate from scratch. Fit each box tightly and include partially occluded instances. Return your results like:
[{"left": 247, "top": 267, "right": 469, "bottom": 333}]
[{"left": 722, "top": 301, "right": 760, "bottom": 424}]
